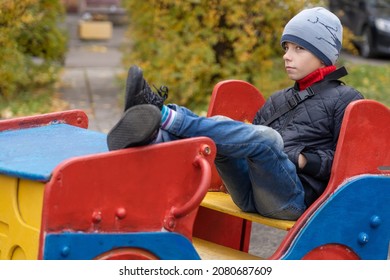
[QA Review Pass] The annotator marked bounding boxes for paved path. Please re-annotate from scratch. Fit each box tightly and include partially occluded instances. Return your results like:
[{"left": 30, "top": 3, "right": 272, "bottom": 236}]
[
  {"left": 60, "top": 14, "right": 125, "bottom": 133},
  {"left": 59, "top": 13, "right": 287, "bottom": 259}
]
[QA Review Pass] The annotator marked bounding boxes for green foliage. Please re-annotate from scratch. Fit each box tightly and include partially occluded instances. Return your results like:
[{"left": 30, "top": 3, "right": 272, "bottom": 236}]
[
  {"left": 341, "top": 60, "right": 390, "bottom": 107},
  {"left": 122, "top": 0, "right": 321, "bottom": 110},
  {"left": 0, "top": 0, "right": 67, "bottom": 116}
]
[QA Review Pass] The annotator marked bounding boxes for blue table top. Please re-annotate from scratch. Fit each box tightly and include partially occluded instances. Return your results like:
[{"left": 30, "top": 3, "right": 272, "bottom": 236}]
[{"left": 0, "top": 124, "right": 108, "bottom": 181}]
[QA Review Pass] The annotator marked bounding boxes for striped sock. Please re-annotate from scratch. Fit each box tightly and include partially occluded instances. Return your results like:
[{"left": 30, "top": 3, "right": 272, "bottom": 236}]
[{"left": 161, "top": 105, "right": 177, "bottom": 130}]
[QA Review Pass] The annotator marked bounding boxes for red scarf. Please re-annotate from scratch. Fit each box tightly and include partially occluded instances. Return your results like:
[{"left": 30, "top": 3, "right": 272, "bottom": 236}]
[{"left": 297, "top": 65, "right": 336, "bottom": 91}]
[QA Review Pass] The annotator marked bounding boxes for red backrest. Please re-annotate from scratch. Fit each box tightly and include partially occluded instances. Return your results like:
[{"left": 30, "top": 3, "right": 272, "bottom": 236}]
[
  {"left": 207, "top": 80, "right": 266, "bottom": 122},
  {"left": 207, "top": 80, "right": 266, "bottom": 190},
  {"left": 328, "top": 99, "right": 390, "bottom": 188}
]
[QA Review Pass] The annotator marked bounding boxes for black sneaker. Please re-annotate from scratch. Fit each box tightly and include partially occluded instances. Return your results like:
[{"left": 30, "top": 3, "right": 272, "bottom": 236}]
[
  {"left": 124, "top": 65, "right": 168, "bottom": 111},
  {"left": 107, "top": 104, "right": 161, "bottom": 150}
]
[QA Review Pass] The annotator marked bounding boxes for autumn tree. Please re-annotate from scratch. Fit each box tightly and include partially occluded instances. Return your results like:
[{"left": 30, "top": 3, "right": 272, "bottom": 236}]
[
  {"left": 0, "top": 0, "right": 67, "bottom": 100},
  {"left": 122, "top": 0, "right": 321, "bottom": 111}
]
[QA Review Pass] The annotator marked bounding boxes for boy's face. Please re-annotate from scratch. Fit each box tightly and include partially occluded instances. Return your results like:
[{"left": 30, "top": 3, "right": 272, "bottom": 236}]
[{"left": 282, "top": 42, "right": 324, "bottom": 81}]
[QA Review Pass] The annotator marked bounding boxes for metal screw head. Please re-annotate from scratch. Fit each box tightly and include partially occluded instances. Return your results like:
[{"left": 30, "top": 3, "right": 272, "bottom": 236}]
[
  {"left": 358, "top": 232, "right": 369, "bottom": 245},
  {"left": 61, "top": 246, "right": 70, "bottom": 257},
  {"left": 370, "top": 215, "right": 381, "bottom": 228},
  {"left": 164, "top": 216, "right": 176, "bottom": 230},
  {"left": 92, "top": 211, "right": 102, "bottom": 223},
  {"left": 116, "top": 207, "right": 127, "bottom": 219},
  {"left": 202, "top": 144, "right": 211, "bottom": 155}
]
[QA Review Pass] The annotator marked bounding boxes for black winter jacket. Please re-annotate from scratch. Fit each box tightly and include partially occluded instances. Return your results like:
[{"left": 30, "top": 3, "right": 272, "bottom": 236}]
[{"left": 253, "top": 76, "right": 364, "bottom": 206}]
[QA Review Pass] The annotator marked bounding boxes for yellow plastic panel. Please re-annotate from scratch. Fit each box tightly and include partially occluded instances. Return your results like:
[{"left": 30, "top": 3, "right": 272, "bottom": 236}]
[
  {"left": 18, "top": 179, "right": 45, "bottom": 229},
  {"left": 0, "top": 175, "right": 44, "bottom": 260},
  {"left": 201, "top": 192, "right": 295, "bottom": 230},
  {"left": 193, "top": 237, "right": 263, "bottom": 260},
  {"left": 10, "top": 246, "right": 27, "bottom": 260}
]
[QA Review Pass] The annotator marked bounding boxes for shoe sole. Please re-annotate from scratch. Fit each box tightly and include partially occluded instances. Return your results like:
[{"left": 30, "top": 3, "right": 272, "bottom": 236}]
[
  {"left": 124, "top": 65, "right": 143, "bottom": 111},
  {"left": 107, "top": 104, "right": 161, "bottom": 150}
]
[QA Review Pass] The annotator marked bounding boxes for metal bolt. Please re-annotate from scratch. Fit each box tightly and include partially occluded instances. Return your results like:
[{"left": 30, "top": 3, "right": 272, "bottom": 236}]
[
  {"left": 92, "top": 211, "right": 102, "bottom": 223},
  {"left": 116, "top": 207, "right": 127, "bottom": 219},
  {"left": 370, "top": 215, "right": 381, "bottom": 228},
  {"left": 165, "top": 217, "right": 176, "bottom": 229},
  {"left": 61, "top": 246, "right": 70, "bottom": 257},
  {"left": 358, "top": 232, "right": 369, "bottom": 245},
  {"left": 202, "top": 145, "right": 211, "bottom": 155}
]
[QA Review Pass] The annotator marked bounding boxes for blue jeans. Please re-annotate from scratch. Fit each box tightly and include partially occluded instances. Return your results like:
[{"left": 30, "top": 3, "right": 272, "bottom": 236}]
[{"left": 156, "top": 104, "right": 306, "bottom": 220}]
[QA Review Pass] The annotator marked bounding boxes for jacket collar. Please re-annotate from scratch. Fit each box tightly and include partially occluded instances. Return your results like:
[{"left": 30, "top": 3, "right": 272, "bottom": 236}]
[{"left": 296, "top": 65, "right": 337, "bottom": 91}]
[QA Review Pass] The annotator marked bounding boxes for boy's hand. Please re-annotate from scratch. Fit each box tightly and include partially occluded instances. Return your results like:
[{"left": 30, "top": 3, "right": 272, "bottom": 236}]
[{"left": 298, "top": 154, "right": 307, "bottom": 169}]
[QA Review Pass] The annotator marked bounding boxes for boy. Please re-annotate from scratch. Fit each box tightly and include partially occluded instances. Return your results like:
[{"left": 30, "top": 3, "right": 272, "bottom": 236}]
[{"left": 107, "top": 7, "right": 363, "bottom": 220}]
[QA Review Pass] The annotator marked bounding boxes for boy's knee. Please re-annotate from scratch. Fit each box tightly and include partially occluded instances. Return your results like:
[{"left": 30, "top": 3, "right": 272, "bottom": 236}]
[
  {"left": 210, "top": 115, "right": 233, "bottom": 122},
  {"left": 253, "top": 125, "right": 284, "bottom": 150}
]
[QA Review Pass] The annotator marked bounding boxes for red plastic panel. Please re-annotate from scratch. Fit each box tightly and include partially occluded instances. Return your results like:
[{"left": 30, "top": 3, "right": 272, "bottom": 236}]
[
  {"left": 193, "top": 207, "right": 251, "bottom": 252},
  {"left": 39, "top": 137, "right": 216, "bottom": 248},
  {"left": 328, "top": 99, "right": 390, "bottom": 187},
  {"left": 207, "top": 79, "right": 266, "bottom": 123},
  {"left": 0, "top": 110, "right": 88, "bottom": 132}
]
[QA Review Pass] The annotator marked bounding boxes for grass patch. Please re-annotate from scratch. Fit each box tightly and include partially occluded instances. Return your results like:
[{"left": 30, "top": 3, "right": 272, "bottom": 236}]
[{"left": 341, "top": 60, "right": 390, "bottom": 106}]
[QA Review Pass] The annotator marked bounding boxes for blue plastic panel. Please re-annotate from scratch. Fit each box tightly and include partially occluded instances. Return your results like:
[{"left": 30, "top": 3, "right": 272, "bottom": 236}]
[
  {"left": 283, "top": 175, "right": 390, "bottom": 260},
  {"left": 43, "top": 231, "right": 201, "bottom": 260},
  {"left": 0, "top": 124, "right": 108, "bottom": 181}
]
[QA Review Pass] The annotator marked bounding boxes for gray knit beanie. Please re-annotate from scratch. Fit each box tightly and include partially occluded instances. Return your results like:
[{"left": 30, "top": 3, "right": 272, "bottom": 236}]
[{"left": 281, "top": 7, "right": 343, "bottom": 65}]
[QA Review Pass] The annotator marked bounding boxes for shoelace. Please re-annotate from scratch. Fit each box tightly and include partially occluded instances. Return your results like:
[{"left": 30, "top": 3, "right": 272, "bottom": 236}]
[{"left": 153, "top": 85, "right": 169, "bottom": 101}]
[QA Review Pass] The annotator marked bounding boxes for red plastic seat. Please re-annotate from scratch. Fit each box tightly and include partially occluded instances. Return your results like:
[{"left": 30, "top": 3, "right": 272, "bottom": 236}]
[{"left": 195, "top": 79, "right": 390, "bottom": 259}]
